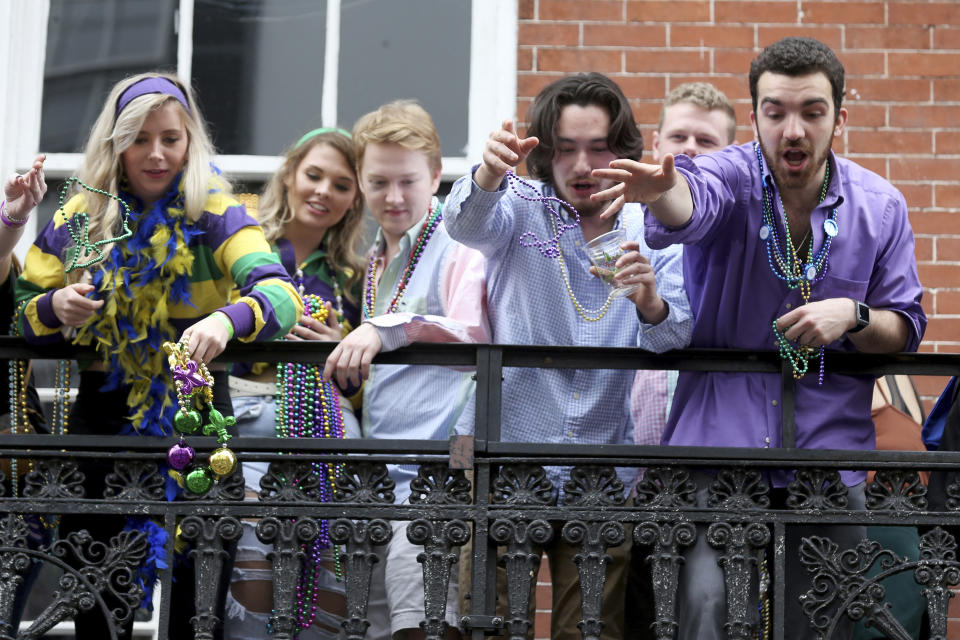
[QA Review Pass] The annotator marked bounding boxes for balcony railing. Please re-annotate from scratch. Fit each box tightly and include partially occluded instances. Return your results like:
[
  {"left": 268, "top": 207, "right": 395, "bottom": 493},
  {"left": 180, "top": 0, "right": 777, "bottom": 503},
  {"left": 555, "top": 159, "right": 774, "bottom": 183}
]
[{"left": 0, "top": 337, "right": 959, "bottom": 640}]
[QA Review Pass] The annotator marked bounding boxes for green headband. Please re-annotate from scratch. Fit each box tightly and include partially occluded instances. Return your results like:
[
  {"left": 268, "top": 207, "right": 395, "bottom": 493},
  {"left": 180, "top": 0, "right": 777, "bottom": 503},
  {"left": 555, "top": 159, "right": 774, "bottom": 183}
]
[{"left": 295, "top": 127, "right": 352, "bottom": 148}]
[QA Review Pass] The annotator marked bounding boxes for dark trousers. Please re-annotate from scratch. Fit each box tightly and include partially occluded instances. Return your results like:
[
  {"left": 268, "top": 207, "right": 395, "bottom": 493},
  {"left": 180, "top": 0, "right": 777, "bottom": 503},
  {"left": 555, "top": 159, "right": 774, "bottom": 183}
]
[{"left": 59, "top": 370, "right": 234, "bottom": 639}]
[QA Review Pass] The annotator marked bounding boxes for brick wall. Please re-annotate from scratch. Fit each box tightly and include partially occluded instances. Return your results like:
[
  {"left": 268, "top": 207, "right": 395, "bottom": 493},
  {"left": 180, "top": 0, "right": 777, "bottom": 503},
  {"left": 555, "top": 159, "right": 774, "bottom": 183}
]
[{"left": 515, "top": 1, "right": 960, "bottom": 637}]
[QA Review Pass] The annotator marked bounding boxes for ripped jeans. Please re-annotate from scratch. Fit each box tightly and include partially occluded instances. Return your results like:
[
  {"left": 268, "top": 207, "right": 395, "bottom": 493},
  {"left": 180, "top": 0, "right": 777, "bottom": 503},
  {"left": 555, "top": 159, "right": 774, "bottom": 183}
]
[{"left": 223, "top": 394, "right": 358, "bottom": 640}]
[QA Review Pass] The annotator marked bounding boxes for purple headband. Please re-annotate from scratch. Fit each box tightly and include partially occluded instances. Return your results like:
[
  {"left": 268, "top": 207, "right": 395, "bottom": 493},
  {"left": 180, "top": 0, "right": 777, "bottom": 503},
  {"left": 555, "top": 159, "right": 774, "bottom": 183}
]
[{"left": 116, "top": 77, "right": 192, "bottom": 116}]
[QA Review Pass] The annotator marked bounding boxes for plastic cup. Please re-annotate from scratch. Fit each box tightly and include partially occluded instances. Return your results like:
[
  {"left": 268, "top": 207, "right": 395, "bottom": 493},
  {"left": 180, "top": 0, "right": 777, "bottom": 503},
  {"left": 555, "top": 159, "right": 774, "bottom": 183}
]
[{"left": 583, "top": 228, "right": 639, "bottom": 297}]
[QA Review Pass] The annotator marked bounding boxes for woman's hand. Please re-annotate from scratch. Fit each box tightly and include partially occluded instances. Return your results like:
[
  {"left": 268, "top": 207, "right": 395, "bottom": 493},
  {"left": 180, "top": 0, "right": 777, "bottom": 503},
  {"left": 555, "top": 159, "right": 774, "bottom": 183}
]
[
  {"left": 286, "top": 303, "right": 342, "bottom": 341},
  {"left": 180, "top": 313, "right": 232, "bottom": 364},
  {"left": 51, "top": 283, "right": 104, "bottom": 326},
  {"left": 3, "top": 154, "right": 47, "bottom": 221}
]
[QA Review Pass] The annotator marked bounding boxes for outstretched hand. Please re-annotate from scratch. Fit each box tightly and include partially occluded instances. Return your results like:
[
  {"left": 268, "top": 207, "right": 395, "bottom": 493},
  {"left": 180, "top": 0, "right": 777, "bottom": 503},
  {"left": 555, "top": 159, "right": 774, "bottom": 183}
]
[
  {"left": 322, "top": 323, "right": 382, "bottom": 390},
  {"left": 474, "top": 119, "right": 539, "bottom": 192},
  {"left": 591, "top": 154, "right": 679, "bottom": 220},
  {"left": 3, "top": 154, "right": 47, "bottom": 221}
]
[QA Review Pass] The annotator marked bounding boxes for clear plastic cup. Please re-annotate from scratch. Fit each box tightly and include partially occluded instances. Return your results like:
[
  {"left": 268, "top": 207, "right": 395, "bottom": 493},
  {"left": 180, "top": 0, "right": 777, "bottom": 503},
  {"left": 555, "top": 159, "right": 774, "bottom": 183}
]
[{"left": 583, "top": 228, "right": 639, "bottom": 297}]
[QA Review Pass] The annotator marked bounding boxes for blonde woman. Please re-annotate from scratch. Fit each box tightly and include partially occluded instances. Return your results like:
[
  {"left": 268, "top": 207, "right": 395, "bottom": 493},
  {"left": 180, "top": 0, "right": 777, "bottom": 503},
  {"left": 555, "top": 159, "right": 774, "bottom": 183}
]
[
  {"left": 15, "top": 71, "right": 302, "bottom": 638},
  {"left": 226, "top": 128, "right": 365, "bottom": 639}
]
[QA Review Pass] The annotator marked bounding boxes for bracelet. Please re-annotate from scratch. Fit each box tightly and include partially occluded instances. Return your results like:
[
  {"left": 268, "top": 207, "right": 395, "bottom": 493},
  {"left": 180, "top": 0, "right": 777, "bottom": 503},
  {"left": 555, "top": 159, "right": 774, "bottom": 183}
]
[
  {"left": 0, "top": 200, "right": 29, "bottom": 228},
  {"left": 212, "top": 311, "right": 235, "bottom": 339}
]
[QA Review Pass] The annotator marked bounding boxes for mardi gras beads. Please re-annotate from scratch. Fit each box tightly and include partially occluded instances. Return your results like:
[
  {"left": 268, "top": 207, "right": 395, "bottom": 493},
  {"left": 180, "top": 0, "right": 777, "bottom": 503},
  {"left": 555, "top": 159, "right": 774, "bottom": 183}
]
[
  {"left": 163, "top": 339, "right": 237, "bottom": 494},
  {"left": 57, "top": 177, "right": 134, "bottom": 272}
]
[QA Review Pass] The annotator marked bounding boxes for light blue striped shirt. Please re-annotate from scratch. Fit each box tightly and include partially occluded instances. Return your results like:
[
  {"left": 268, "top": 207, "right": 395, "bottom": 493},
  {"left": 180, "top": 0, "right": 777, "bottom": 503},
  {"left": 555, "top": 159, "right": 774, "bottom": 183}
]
[
  {"left": 362, "top": 207, "right": 476, "bottom": 504},
  {"left": 444, "top": 174, "right": 692, "bottom": 498}
]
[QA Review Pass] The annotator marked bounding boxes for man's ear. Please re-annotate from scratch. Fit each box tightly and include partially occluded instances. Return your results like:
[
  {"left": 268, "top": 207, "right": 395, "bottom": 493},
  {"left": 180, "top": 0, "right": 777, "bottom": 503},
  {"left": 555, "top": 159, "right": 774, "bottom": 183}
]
[
  {"left": 430, "top": 165, "right": 442, "bottom": 194},
  {"left": 834, "top": 107, "right": 848, "bottom": 138},
  {"left": 651, "top": 131, "right": 662, "bottom": 163}
]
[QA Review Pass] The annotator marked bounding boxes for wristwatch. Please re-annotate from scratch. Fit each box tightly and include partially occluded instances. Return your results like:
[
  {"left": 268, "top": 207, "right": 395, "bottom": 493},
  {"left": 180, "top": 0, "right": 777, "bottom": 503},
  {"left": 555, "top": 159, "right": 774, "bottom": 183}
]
[{"left": 848, "top": 300, "right": 870, "bottom": 334}]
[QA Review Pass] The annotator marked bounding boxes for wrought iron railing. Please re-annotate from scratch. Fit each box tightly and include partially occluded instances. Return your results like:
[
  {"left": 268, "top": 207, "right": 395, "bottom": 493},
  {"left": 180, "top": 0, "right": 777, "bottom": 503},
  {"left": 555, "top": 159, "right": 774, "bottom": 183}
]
[{"left": 0, "top": 337, "right": 958, "bottom": 640}]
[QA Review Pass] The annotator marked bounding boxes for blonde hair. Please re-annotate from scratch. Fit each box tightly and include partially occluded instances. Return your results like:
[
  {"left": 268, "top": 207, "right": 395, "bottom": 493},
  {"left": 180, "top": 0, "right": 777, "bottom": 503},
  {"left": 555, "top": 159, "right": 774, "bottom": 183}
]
[
  {"left": 258, "top": 131, "right": 365, "bottom": 301},
  {"left": 352, "top": 100, "right": 442, "bottom": 174},
  {"left": 74, "top": 72, "right": 227, "bottom": 249},
  {"left": 659, "top": 82, "right": 737, "bottom": 144}
]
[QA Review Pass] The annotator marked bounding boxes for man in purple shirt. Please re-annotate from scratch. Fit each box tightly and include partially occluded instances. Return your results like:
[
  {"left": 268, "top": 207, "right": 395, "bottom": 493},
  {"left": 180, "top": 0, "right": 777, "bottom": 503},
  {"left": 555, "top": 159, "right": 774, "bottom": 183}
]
[{"left": 592, "top": 37, "right": 926, "bottom": 640}]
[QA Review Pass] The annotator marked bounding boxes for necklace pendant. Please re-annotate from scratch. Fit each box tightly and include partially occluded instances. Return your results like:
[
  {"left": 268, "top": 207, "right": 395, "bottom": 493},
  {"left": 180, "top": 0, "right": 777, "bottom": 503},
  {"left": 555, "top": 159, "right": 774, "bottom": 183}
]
[
  {"left": 823, "top": 218, "right": 838, "bottom": 237},
  {"left": 805, "top": 264, "right": 818, "bottom": 281},
  {"left": 759, "top": 224, "right": 771, "bottom": 240}
]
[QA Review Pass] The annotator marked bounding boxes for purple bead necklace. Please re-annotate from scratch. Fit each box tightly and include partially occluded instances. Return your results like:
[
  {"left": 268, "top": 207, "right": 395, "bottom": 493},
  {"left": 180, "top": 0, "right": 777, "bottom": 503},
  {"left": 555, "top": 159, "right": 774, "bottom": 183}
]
[{"left": 507, "top": 170, "right": 581, "bottom": 259}]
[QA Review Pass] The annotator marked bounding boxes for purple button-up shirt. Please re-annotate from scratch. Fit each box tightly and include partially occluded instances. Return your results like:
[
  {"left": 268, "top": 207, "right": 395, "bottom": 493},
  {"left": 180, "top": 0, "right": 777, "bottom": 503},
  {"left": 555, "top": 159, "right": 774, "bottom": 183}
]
[{"left": 644, "top": 143, "right": 926, "bottom": 486}]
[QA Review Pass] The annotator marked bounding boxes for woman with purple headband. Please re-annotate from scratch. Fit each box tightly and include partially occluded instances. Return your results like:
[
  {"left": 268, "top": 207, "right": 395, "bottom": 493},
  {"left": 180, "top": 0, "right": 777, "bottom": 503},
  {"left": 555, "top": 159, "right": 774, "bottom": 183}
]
[{"left": 15, "top": 71, "right": 302, "bottom": 638}]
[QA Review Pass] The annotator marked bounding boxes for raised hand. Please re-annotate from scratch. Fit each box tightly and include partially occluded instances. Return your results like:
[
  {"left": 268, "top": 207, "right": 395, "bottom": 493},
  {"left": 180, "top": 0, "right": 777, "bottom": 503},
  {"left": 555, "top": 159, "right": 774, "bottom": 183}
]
[
  {"left": 3, "top": 154, "right": 47, "bottom": 222},
  {"left": 474, "top": 119, "right": 539, "bottom": 191}
]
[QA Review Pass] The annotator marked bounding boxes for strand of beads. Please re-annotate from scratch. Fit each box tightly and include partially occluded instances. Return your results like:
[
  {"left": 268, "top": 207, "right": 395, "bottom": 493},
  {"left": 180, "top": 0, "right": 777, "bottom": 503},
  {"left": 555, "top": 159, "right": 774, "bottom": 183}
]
[
  {"left": 506, "top": 170, "right": 582, "bottom": 259},
  {"left": 276, "top": 294, "right": 346, "bottom": 630},
  {"left": 163, "top": 340, "right": 238, "bottom": 494},
  {"left": 757, "top": 143, "right": 836, "bottom": 384},
  {"left": 7, "top": 310, "right": 28, "bottom": 498},
  {"left": 57, "top": 177, "right": 134, "bottom": 272},
  {"left": 362, "top": 199, "right": 443, "bottom": 318}
]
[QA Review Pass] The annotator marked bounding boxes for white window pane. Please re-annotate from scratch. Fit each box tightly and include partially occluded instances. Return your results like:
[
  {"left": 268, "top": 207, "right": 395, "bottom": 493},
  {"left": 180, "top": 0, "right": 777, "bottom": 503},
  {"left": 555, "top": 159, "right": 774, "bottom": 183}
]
[
  {"left": 192, "top": 0, "right": 327, "bottom": 156},
  {"left": 338, "top": 0, "right": 471, "bottom": 157},
  {"left": 40, "top": 0, "right": 177, "bottom": 153}
]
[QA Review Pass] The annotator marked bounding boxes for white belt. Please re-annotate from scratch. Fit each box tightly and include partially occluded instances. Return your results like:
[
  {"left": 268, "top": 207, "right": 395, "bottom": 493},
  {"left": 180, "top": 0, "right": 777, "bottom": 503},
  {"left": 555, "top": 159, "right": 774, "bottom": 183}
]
[{"left": 228, "top": 375, "right": 276, "bottom": 397}]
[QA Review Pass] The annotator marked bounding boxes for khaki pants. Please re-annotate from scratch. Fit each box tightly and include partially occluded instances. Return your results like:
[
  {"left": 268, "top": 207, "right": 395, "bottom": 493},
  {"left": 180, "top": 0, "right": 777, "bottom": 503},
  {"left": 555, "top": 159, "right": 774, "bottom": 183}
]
[{"left": 459, "top": 521, "right": 631, "bottom": 640}]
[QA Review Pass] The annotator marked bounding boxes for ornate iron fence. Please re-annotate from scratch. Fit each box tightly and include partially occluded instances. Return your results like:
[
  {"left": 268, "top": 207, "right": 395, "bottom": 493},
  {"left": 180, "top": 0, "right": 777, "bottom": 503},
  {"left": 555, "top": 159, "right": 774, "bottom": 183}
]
[{"left": 0, "top": 338, "right": 958, "bottom": 640}]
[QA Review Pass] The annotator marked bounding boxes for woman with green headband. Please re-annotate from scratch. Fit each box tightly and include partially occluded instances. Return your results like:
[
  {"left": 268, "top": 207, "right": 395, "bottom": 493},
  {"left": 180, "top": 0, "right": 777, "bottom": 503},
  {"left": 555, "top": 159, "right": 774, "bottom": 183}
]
[{"left": 225, "top": 127, "right": 365, "bottom": 639}]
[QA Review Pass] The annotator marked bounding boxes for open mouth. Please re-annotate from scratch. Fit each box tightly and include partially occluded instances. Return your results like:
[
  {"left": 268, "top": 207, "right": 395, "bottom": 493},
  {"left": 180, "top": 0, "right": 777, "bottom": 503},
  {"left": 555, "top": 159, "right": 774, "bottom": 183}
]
[
  {"left": 782, "top": 149, "right": 808, "bottom": 170},
  {"left": 144, "top": 169, "right": 168, "bottom": 179},
  {"left": 570, "top": 181, "right": 595, "bottom": 194},
  {"left": 306, "top": 201, "right": 329, "bottom": 215}
]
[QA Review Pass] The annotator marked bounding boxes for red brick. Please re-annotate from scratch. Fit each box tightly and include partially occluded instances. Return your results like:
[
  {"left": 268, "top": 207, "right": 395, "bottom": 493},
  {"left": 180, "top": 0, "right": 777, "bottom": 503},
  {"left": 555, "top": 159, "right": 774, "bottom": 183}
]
[
  {"left": 911, "top": 212, "right": 960, "bottom": 235},
  {"left": 627, "top": 1, "right": 711, "bottom": 22},
  {"left": 896, "top": 183, "right": 933, "bottom": 209},
  {"left": 933, "top": 26, "right": 960, "bottom": 49},
  {"left": 625, "top": 49, "right": 710, "bottom": 73},
  {"left": 890, "top": 53, "right": 960, "bottom": 78},
  {"left": 845, "top": 105, "right": 887, "bottom": 128},
  {"left": 921, "top": 293, "right": 935, "bottom": 318},
  {"left": 852, "top": 156, "right": 888, "bottom": 177},
  {"left": 846, "top": 26, "right": 932, "bottom": 50},
  {"left": 937, "top": 238, "right": 960, "bottom": 262},
  {"left": 845, "top": 78, "right": 930, "bottom": 103},
  {"left": 937, "top": 290, "right": 960, "bottom": 315},
  {"left": 538, "top": 561, "right": 550, "bottom": 582},
  {"left": 519, "top": 0, "right": 535, "bottom": 20},
  {"left": 671, "top": 25, "right": 754, "bottom": 48},
  {"left": 917, "top": 263, "right": 960, "bottom": 289},
  {"left": 847, "top": 130, "right": 932, "bottom": 155},
  {"left": 516, "top": 97, "right": 534, "bottom": 123},
  {"left": 582, "top": 24, "right": 667, "bottom": 47},
  {"left": 518, "top": 73, "right": 565, "bottom": 98},
  {"left": 518, "top": 47, "right": 534, "bottom": 71},
  {"left": 934, "top": 79, "right": 960, "bottom": 102},
  {"left": 890, "top": 2, "right": 960, "bottom": 27},
  {"left": 714, "top": 49, "right": 758, "bottom": 74},
  {"left": 839, "top": 52, "right": 887, "bottom": 76},
  {"left": 539, "top": 48, "right": 621, "bottom": 73},
  {"left": 716, "top": 1, "right": 797, "bottom": 23},
  {"left": 672, "top": 75, "right": 751, "bottom": 102},
  {"left": 914, "top": 374, "right": 952, "bottom": 399},
  {"left": 535, "top": 611, "right": 551, "bottom": 639},
  {"left": 535, "top": 583, "right": 552, "bottom": 609},
  {"left": 631, "top": 102, "right": 663, "bottom": 127},
  {"left": 936, "top": 131, "right": 960, "bottom": 156},
  {"left": 915, "top": 236, "right": 934, "bottom": 262},
  {"left": 519, "top": 23, "right": 580, "bottom": 46},
  {"left": 804, "top": 2, "right": 884, "bottom": 24},
  {"left": 922, "top": 318, "right": 960, "bottom": 342},
  {"left": 540, "top": 0, "right": 623, "bottom": 21},
  {"left": 612, "top": 75, "right": 669, "bottom": 101},
  {"left": 893, "top": 157, "right": 960, "bottom": 183},
  {"left": 892, "top": 105, "right": 958, "bottom": 129},
  {"left": 758, "top": 27, "right": 843, "bottom": 50},
  {"left": 936, "top": 184, "right": 960, "bottom": 209}
]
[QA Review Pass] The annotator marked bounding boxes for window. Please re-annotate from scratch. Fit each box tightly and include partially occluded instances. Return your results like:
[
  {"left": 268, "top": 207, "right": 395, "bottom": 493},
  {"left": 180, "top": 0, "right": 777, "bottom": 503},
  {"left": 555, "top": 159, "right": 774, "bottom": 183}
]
[{"left": 31, "top": 0, "right": 516, "bottom": 184}]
